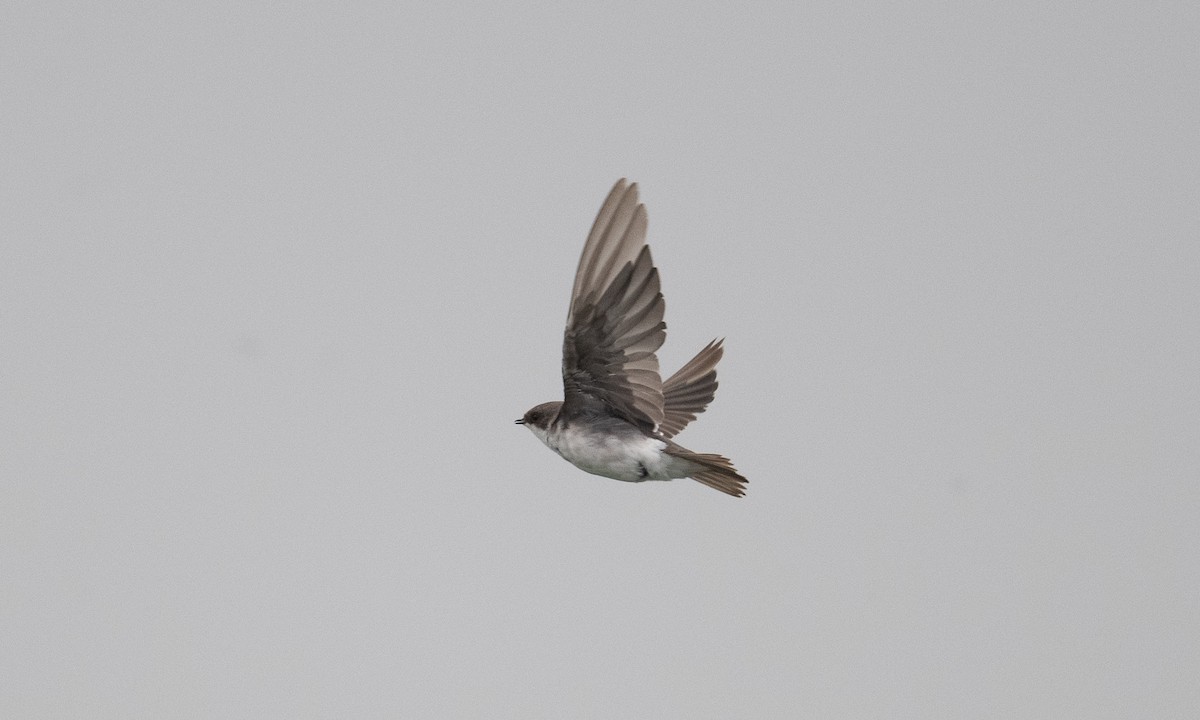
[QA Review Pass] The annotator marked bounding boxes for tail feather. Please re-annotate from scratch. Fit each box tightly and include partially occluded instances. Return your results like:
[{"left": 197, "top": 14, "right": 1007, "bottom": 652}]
[
  {"left": 692, "top": 468, "right": 747, "bottom": 497},
  {"left": 663, "top": 443, "right": 748, "bottom": 498}
]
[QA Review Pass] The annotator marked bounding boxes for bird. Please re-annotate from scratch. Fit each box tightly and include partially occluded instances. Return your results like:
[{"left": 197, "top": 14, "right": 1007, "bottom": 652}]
[{"left": 516, "top": 179, "right": 747, "bottom": 497}]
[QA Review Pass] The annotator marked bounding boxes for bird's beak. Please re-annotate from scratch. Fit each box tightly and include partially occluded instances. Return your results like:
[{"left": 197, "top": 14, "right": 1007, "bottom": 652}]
[{"left": 514, "top": 419, "right": 524, "bottom": 425}]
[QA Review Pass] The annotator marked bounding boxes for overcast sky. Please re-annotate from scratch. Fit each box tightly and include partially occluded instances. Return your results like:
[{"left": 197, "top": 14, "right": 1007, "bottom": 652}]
[{"left": 3, "top": 2, "right": 1198, "bottom": 718}]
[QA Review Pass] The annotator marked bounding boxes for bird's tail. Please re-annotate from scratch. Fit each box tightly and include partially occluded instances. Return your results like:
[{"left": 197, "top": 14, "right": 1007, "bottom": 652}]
[{"left": 664, "top": 444, "right": 748, "bottom": 498}]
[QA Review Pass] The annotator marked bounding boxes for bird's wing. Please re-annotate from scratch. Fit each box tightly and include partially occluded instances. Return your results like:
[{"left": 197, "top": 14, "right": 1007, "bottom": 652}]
[
  {"left": 560, "top": 179, "right": 666, "bottom": 431},
  {"left": 659, "top": 339, "right": 723, "bottom": 439}
]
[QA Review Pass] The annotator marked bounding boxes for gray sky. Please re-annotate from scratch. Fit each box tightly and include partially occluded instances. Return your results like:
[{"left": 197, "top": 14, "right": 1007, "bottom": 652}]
[{"left": 3, "top": 2, "right": 1198, "bottom": 717}]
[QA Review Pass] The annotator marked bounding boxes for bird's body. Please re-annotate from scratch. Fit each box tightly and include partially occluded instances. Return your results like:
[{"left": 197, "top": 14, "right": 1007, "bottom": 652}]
[
  {"left": 525, "top": 404, "right": 684, "bottom": 482},
  {"left": 517, "top": 180, "right": 748, "bottom": 497}
]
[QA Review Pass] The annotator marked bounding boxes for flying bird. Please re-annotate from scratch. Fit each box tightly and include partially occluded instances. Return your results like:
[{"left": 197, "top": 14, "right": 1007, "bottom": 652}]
[{"left": 516, "top": 179, "right": 747, "bottom": 497}]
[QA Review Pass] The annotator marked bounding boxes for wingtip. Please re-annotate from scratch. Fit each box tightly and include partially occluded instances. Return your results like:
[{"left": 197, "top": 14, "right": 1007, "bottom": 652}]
[{"left": 613, "top": 177, "right": 638, "bottom": 200}]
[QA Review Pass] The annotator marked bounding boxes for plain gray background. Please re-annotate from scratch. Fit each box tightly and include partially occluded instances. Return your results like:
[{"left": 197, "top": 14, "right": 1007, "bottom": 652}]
[{"left": 3, "top": 2, "right": 1197, "bottom": 717}]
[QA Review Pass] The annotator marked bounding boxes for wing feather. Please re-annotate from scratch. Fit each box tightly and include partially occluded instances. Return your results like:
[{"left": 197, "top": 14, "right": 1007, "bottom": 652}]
[
  {"left": 658, "top": 339, "right": 724, "bottom": 438},
  {"left": 561, "top": 180, "right": 666, "bottom": 430}
]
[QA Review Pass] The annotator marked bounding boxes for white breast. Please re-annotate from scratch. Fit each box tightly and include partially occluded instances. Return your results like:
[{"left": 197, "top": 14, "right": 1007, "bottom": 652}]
[{"left": 545, "top": 425, "right": 682, "bottom": 482}]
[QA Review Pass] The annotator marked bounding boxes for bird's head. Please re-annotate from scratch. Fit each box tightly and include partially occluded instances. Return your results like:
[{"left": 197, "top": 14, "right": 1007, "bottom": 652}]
[{"left": 515, "top": 401, "right": 561, "bottom": 444}]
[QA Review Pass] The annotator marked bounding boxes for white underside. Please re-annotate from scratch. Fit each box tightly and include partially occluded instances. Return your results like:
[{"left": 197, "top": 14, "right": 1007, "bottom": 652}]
[{"left": 525, "top": 424, "right": 693, "bottom": 482}]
